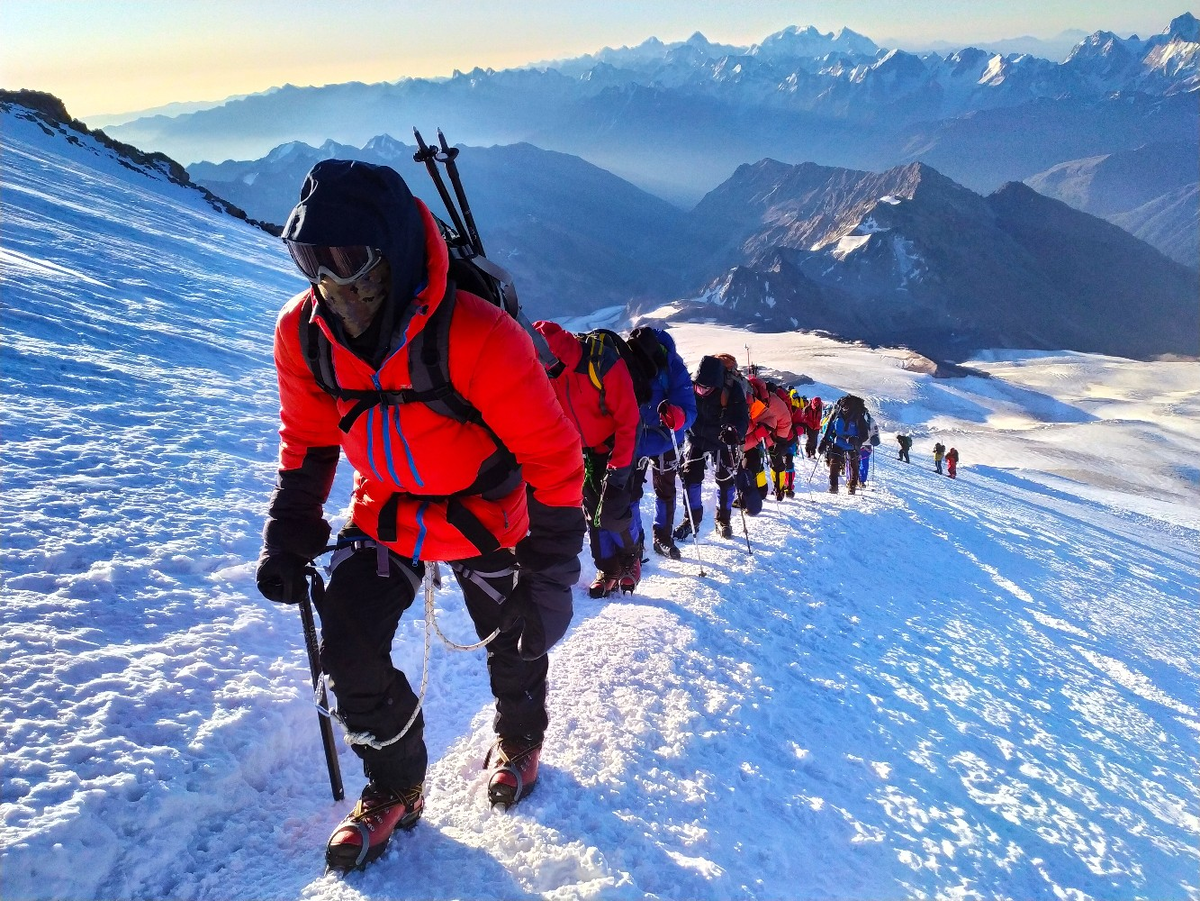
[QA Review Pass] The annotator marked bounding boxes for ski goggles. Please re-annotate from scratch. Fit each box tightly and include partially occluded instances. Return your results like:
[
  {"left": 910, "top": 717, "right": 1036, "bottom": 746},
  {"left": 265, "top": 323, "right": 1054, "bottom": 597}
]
[{"left": 285, "top": 241, "right": 383, "bottom": 285}]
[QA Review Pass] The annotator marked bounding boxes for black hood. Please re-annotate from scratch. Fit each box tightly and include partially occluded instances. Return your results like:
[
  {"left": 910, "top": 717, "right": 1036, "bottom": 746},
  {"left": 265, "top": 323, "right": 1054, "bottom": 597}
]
[
  {"left": 283, "top": 159, "right": 428, "bottom": 315},
  {"left": 695, "top": 355, "right": 723, "bottom": 389},
  {"left": 628, "top": 326, "right": 666, "bottom": 379}
]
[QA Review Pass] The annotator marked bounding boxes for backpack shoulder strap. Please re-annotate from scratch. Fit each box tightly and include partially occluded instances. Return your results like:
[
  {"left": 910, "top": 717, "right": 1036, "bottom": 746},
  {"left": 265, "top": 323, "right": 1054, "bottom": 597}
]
[{"left": 298, "top": 294, "right": 340, "bottom": 397}]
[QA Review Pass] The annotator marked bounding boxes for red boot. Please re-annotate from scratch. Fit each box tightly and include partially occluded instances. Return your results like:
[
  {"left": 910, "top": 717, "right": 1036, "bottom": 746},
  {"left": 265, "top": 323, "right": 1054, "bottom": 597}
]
[
  {"left": 325, "top": 783, "right": 424, "bottom": 871},
  {"left": 619, "top": 554, "right": 642, "bottom": 594},
  {"left": 486, "top": 735, "right": 542, "bottom": 811}
]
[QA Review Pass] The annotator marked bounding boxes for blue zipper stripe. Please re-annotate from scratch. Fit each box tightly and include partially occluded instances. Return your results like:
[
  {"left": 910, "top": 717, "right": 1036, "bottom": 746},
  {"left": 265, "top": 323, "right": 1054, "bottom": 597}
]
[
  {"left": 413, "top": 501, "right": 429, "bottom": 564},
  {"left": 366, "top": 405, "right": 385, "bottom": 482},
  {"left": 394, "top": 408, "right": 425, "bottom": 488},
  {"left": 368, "top": 374, "right": 401, "bottom": 486}
]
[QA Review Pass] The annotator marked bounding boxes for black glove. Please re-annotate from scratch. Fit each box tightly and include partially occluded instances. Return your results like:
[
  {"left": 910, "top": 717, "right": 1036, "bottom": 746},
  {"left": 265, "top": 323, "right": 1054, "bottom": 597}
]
[
  {"left": 499, "top": 577, "right": 547, "bottom": 661},
  {"left": 508, "top": 494, "right": 584, "bottom": 660},
  {"left": 720, "top": 424, "right": 740, "bottom": 446},
  {"left": 255, "top": 549, "right": 310, "bottom": 604},
  {"left": 817, "top": 439, "right": 829, "bottom": 455}
]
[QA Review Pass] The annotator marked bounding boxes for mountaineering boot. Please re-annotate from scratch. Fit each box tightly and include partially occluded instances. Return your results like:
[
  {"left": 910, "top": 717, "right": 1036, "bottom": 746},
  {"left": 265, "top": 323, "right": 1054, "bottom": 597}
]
[
  {"left": 588, "top": 570, "right": 618, "bottom": 598},
  {"left": 618, "top": 554, "right": 642, "bottom": 594},
  {"left": 715, "top": 509, "right": 732, "bottom": 539},
  {"left": 673, "top": 508, "right": 703, "bottom": 541},
  {"left": 652, "top": 525, "right": 681, "bottom": 560},
  {"left": 486, "top": 734, "right": 542, "bottom": 811},
  {"left": 325, "top": 783, "right": 424, "bottom": 871}
]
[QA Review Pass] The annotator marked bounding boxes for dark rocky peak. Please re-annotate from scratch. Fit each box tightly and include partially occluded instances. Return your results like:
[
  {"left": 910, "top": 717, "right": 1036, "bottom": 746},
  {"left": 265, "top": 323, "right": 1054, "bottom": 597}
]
[
  {"left": 1168, "top": 12, "right": 1200, "bottom": 42},
  {"left": 879, "top": 161, "right": 974, "bottom": 203},
  {"left": 946, "top": 47, "right": 994, "bottom": 73}
]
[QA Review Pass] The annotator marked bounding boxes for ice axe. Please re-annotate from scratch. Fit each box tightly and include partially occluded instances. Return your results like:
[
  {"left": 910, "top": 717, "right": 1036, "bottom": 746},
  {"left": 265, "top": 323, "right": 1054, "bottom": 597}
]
[{"left": 300, "top": 566, "right": 344, "bottom": 802}]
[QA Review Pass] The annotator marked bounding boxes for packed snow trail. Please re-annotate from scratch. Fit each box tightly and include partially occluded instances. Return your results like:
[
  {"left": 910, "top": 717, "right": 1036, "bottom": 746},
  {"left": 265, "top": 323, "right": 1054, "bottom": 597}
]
[{"left": 2, "top": 104, "right": 1198, "bottom": 901}]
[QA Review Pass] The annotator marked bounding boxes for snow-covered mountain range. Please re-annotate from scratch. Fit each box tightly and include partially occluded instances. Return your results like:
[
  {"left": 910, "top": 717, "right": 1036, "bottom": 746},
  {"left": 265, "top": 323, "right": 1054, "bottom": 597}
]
[
  {"left": 3, "top": 76, "right": 1199, "bottom": 901},
  {"left": 100, "top": 14, "right": 1200, "bottom": 205}
]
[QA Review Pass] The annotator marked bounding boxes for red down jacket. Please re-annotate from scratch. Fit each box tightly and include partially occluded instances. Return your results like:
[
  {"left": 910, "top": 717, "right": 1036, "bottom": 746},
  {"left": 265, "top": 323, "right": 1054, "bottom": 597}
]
[
  {"left": 272, "top": 200, "right": 583, "bottom": 561},
  {"left": 533, "top": 321, "right": 639, "bottom": 471}
]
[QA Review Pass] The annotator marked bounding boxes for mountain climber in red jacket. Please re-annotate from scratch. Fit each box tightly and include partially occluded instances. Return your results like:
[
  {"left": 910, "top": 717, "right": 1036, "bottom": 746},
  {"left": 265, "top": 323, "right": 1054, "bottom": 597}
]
[
  {"left": 255, "top": 159, "right": 584, "bottom": 870},
  {"left": 534, "top": 321, "right": 641, "bottom": 597},
  {"left": 801, "top": 395, "right": 824, "bottom": 459}
]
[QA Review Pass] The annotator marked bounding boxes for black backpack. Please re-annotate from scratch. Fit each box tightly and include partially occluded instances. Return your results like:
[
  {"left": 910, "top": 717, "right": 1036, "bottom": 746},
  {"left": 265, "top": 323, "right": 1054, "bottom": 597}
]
[{"left": 820, "top": 394, "right": 869, "bottom": 447}]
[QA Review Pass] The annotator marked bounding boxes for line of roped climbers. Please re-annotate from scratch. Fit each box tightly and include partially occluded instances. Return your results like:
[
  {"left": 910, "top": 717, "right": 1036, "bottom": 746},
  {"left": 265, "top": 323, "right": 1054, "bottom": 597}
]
[
  {"left": 532, "top": 326, "right": 937, "bottom": 596},
  {"left": 251, "top": 158, "right": 963, "bottom": 873}
]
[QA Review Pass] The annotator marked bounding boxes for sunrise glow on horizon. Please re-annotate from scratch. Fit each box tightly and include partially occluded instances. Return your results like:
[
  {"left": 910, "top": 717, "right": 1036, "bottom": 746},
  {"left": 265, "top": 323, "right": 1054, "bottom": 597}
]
[{"left": 1, "top": 0, "right": 1189, "bottom": 119}]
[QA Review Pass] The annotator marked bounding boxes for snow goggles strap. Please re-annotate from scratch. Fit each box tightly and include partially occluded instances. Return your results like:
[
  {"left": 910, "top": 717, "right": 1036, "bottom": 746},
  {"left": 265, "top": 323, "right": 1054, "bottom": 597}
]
[{"left": 285, "top": 242, "right": 382, "bottom": 285}]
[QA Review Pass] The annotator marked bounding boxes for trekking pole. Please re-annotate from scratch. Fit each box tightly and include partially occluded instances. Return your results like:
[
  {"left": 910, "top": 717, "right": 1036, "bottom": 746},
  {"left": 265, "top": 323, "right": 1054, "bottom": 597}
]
[
  {"left": 739, "top": 504, "right": 753, "bottom": 555},
  {"left": 805, "top": 454, "right": 822, "bottom": 484},
  {"left": 435, "top": 129, "right": 485, "bottom": 256},
  {"left": 300, "top": 566, "right": 344, "bottom": 802},
  {"left": 728, "top": 444, "right": 753, "bottom": 555},
  {"left": 667, "top": 427, "right": 706, "bottom": 577},
  {"left": 412, "top": 128, "right": 470, "bottom": 242}
]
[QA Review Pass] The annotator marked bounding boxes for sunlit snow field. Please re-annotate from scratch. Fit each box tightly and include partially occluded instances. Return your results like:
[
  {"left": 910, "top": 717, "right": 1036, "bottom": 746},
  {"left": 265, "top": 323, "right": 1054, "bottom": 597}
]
[{"left": 2, "top": 107, "right": 1198, "bottom": 901}]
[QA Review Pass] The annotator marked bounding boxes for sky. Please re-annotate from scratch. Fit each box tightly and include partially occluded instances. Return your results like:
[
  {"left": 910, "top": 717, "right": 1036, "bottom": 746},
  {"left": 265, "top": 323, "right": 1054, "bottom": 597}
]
[
  {"left": 2, "top": 0, "right": 1190, "bottom": 118},
  {"left": 2, "top": 102, "right": 1198, "bottom": 900}
]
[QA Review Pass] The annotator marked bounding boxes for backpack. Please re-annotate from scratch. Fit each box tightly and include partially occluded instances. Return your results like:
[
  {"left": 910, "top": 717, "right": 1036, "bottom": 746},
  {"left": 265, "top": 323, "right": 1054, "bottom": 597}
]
[
  {"left": 843, "top": 396, "right": 870, "bottom": 438},
  {"left": 299, "top": 130, "right": 555, "bottom": 438},
  {"left": 820, "top": 394, "right": 869, "bottom": 448},
  {"left": 577, "top": 328, "right": 654, "bottom": 409}
]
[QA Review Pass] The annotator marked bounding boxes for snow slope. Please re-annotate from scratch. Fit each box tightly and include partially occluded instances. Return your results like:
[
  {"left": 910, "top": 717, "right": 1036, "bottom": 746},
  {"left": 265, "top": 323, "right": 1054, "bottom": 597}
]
[{"left": 2, "top": 107, "right": 1198, "bottom": 901}]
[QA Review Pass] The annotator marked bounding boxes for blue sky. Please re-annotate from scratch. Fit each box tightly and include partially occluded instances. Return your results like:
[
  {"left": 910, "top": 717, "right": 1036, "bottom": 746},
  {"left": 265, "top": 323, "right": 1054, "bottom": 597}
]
[{"left": 1, "top": 0, "right": 1190, "bottom": 117}]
